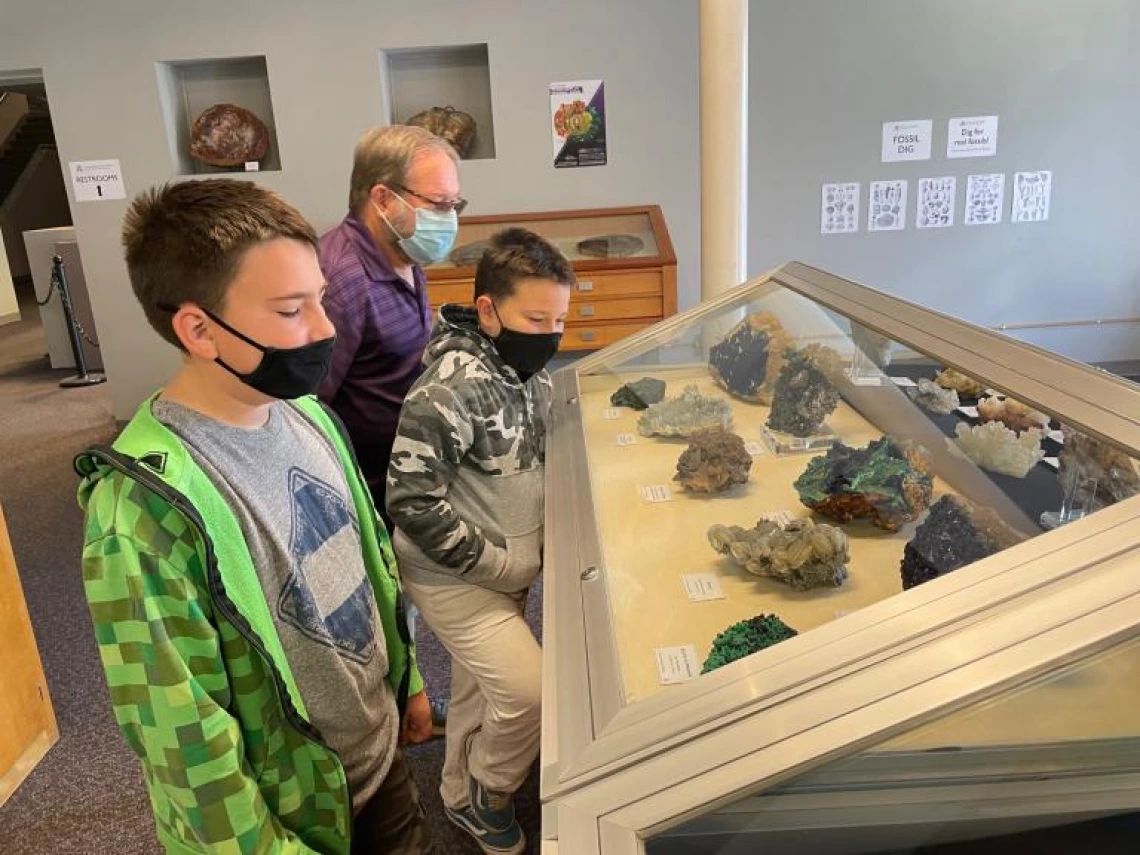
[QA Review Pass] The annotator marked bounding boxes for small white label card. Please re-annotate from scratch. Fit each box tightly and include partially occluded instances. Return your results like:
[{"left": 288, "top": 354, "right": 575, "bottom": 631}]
[
  {"left": 602, "top": 408, "right": 621, "bottom": 420},
  {"left": 916, "top": 176, "right": 957, "bottom": 229},
  {"left": 244, "top": 161, "right": 260, "bottom": 172},
  {"left": 616, "top": 433, "right": 637, "bottom": 447},
  {"left": 69, "top": 159, "right": 127, "bottom": 202},
  {"left": 759, "top": 509, "right": 796, "bottom": 526},
  {"left": 956, "top": 405, "right": 980, "bottom": 418},
  {"left": 655, "top": 645, "right": 700, "bottom": 685},
  {"left": 1011, "top": 170, "right": 1052, "bottom": 223},
  {"left": 889, "top": 375, "right": 918, "bottom": 387},
  {"left": 681, "top": 573, "right": 726, "bottom": 603},
  {"left": 948, "top": 115, "right": 999, "bottom": 159},
  {"left": 1047, "top": 429, "right": 1065, "bottom": 444},
  {"left": 1043, "top": 457, "right": 1060, "bottom": 471},
  {"left": 965, "top": 173, "right": 1005, "bottom": 226},
  {"left": 882, "top": 119, "right": 932, "bottom": 162},
  {"left": 821, "top": 182, "right": 860, "bottom": 234},
  {"left": 641, "top": 485, "right": 673, "bottom": 503},
  {"left": 744, "top": 440, "right": 766, "bottom": 456},
  {"left": 868, "top": 179, "right": 908, "bottom": 231}
]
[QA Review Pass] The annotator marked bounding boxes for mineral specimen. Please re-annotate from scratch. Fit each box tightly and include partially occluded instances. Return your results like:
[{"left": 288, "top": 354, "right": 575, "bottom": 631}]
[
  {"left": 610, "top": 376, "right": 667, "bottom": 410},
  {"left": 794, "top": 437, "right": 934, "bottom": 531},
  {"left": 189, "top": 104, "right": 270, "bottom": 167},
  {"left": 674, "top": 427, "right": 752, "bottom": 494},
  {"left": 977, "top": 395, "right": 1050, "bottom": 433},
  {"left": 954, "top": 421, "right": 1044, "bottom": 478},
  {"left": 708, "top": 518, "right": 849, "bottom": 590},
  {"left": 577, "top": 234, "right": 645, "bottom": 258},
  {"left": 637, "top": 385, "right": 733, "bottom": 438},
  {"left": 708, "top": 312, "right": 792, "bottom": 404},
  {"left": 701, "top": 614, "right": 798, "bottom": 674},
  {"left": 448, "top": 239, "right": 491, "bottom": 267},
  {"left": 406, "top": 105, "right": 477, "bottom": 158},
  {"left": 766, "top": 345, "right": 843, "bottom": 438},
  {"left": 900, "top": 495, "right": 1025, "bottom": 590},
  {"left": 934, "top": 368, "right": 985, "bottom": 398},
  {"left": 1059, "top": 428, "right": 1140, "bottom": 506},
  {"left": 913, "top": 377, "right": 959, "bottom": 415}
]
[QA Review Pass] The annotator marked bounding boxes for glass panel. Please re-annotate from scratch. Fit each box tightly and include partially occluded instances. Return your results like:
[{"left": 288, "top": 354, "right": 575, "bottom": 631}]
[
  {"left": 574, "top": 276, "right": 1140, "bottom": 704},
  {"left": 427, "top": 211, "right": 660, "bottom": 269},
  {"left": 646, "top": 637, "right": 1140, "bottom": 855}
]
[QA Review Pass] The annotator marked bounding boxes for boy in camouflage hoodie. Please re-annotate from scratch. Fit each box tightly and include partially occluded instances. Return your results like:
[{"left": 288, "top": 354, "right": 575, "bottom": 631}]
[
  {"left": 76, "top": 179, "right": 434, "bottom": 853},
  {"left": 387, "top": 228, "right": 575, "bottom": 854}
]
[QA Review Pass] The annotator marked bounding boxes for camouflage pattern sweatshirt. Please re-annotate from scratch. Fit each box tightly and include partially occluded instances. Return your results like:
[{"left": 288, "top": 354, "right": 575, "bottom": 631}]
[{"left": 386, "top": 304, "right": 550, "bottom": 592}]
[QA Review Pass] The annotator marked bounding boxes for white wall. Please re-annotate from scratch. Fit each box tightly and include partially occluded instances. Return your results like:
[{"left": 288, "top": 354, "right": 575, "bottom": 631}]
[
  {"left": 0, "top": 0, "right": 700, "bottom": 418},
  {"left": 748, "top": 0, "right": 1140, "bottom": 363}
]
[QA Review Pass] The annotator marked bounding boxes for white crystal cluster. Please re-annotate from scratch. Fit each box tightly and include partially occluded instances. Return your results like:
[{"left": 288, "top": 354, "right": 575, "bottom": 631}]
[{"left": 954, "top": 421, "right": 1044, "bottom": 478}]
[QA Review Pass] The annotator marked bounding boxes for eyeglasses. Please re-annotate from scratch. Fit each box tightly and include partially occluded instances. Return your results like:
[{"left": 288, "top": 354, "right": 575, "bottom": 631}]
[{"left": 396, "top": 184, "right": 468, "bottom": 215}]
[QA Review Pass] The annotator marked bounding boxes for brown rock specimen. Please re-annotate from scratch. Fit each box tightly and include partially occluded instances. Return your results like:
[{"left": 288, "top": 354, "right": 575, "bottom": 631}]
[
  {"left": 189, "top": 103, "right": 270, "bottom": 167},
  {"left": 674, "top": 427, "right": 752, "bottom": 494}
]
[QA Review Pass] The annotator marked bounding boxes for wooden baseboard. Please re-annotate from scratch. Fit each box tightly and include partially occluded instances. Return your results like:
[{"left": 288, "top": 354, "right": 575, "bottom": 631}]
[
  {"left": 0, "top": 310, "right": 21, "bottom": 327},
  {"left": 0, "top": 725, "right": 59, "bottom": 808}
]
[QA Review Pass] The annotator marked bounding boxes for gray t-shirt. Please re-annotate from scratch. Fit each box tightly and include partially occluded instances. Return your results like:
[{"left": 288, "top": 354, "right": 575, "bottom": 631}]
[{"left": 153, "top": 397, "right": 399, "bottom": 810}]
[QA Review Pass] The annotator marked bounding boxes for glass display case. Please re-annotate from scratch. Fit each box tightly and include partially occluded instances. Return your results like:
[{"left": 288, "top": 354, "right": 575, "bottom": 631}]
[
  {"left": 423, "top": 206, "right": 677, "bottom": 351},
  {"left": 540, "top": 262, "right": 1140, "bottom": 854}
]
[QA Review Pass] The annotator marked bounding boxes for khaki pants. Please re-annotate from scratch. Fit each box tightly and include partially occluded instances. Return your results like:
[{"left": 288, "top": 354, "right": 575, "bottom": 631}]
[{"left": 402, "top": 576, "right": 541, "bottom": 809}]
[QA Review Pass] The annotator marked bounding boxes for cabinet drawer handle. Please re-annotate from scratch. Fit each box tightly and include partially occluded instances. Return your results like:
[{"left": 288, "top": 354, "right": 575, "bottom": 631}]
[
  {"left": 578, "top": 305, "right": 596, "bottom": 317},
  {"left": 579, "top": 330, "right": 597, "bottom": 342},
  {"left": 578, "top": 280, "right": 595, "bottom": 292}
]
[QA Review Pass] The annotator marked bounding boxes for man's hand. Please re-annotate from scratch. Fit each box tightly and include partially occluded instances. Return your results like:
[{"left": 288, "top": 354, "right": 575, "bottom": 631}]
[{"left": 400, "top": 690, "right": 433, "bottom": 745}]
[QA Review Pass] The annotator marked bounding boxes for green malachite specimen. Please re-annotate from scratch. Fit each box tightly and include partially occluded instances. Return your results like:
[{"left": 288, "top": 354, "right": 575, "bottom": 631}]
[
  {"left": 794, "top": 437, "right": 933, "bottom": 531},
  {"left": 701, "top": 614, "right": 798, "bottom": 674}
]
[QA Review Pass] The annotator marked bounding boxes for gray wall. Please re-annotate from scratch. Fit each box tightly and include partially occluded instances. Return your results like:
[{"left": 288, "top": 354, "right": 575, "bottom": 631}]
[
  {"left": 749, "top": 0, "right": 1140, "bottom": 363},
  {"left": 1, "top": 148, "right": 72, "bottom": 279},
  {"left": 0, "top": 0, "right": 700, "bottom": 418}
]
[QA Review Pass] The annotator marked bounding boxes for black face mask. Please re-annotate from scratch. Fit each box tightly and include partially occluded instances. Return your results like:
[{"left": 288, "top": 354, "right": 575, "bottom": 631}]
[
  {"left": 200, "top": 308, "right": 335, "bottom": 400},
  {"left": 491, "top": 303, "right": 562, "bottom": 382}
]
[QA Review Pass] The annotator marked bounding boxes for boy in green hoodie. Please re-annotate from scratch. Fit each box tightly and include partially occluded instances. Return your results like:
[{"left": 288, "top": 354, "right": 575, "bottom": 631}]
[
  {"left": 76, "top": 179, "right": 433, "bottom": 853},
  {"left": 387, "top": 228, "right": 575, "bottom": 854}
]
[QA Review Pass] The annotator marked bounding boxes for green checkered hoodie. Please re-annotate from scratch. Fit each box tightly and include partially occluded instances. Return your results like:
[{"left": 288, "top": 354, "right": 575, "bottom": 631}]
[{"left": 75, "top": 394, "right": 422, "bottom": 854}]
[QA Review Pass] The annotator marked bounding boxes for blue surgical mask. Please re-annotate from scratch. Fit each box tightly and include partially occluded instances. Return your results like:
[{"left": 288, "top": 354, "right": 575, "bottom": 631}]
[{"left": 373, "top": 192, "right": 457, "bottom": 266}]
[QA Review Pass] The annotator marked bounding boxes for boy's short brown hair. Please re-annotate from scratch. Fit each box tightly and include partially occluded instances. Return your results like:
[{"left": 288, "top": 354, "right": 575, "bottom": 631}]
[
  {"left": 473, "top": 227, "right": 576, "bottom": 302},
  {"left": 122, "top": 179, "right": 319, "bottom": 349}
]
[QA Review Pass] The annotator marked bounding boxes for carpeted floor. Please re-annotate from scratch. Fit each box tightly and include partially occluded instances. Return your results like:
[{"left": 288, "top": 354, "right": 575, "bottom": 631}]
[{"left": 0, "top": 287, "right": 541, "bottom": 854}]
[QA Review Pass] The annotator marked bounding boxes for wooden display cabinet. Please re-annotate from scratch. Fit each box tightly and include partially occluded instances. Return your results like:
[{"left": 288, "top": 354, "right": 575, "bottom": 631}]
[
  {"left": 0, "top": 503, "right": 58, "bottom": 807},
  {"left": 425, "top": 205, "right": 677, "bottom": 351}
]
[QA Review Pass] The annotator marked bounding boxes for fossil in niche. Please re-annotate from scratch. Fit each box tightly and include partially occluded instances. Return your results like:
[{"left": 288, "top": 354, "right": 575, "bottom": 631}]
[
  {"left": 406, "top": 105, "right": 477, "bottom": 158},
  {"left": 933, "top": 368, "right": 985, "bottom": 399},
  {"left": 637, "top": 385, "right": 733, "bottom": 438},
  {"left": 707, "top": 312, "right": 791, "bottom": 404},
  {"left": 610, "top": 376, "right": 666, "bottom": 410},
  {"left": 954, "top": 421, "right": 1044, "bottom": 478},
  {"left": 794, "top": 437, "right": 934, "bottom": 532},
  {"left": 576, "top": 234, "right": 645, "bottom": 259},
  {"left": 977, "top": 395, "right": 1050, "bottom": 434},
  {"left": 701, "top": 614, "right": 798, "bottom": 674},
  {"left": 673, "top": 427, "right": 752, "bottom": 494},
  {"left": 1057, "top": 427, "right": 1140, "bottom": 507},
  {"left": 766, "top": 344, "right": 843, "bottom": 437},
  {"left": 708, "top": 518, "right": 849, "bottom": 591},
  {"left": 189, "top": 104, "right": 270, "bottom": 167},
  {"left": 900, "top": 495, "right": 1025, "bottom": 590},
  {"left": 913, "top": 377, "right": 959, "bottom": 415}
]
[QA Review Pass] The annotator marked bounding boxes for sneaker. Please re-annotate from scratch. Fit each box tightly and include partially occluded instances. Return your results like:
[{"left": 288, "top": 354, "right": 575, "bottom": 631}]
[
  {"left": 444, "top": 804, "right": 526, "bottom": 855},
  {"left": 430, "top": 696, "right": 448, "bottom": 737},
  {"left": 469, "top": 775, "right": 515, "bottom": 833}
]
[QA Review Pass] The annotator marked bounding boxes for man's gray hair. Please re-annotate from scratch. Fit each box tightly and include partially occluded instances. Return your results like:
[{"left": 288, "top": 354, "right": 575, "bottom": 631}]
[{"left": 348, "top": 125, "right": 459, "bottom": 212}]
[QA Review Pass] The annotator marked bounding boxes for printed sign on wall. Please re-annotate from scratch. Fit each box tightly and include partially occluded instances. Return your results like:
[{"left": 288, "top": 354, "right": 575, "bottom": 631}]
[
  {"left": 881, "top": 120, "right": 932, "bottom": 163},
  {"left": 550, "top": 80, "right": 607, "bottom": 168},
  {"left": 69, "top": 159, "right": 127, "bottom": 201},
  {"left": 948, "top": 116, "right": 999, "bottom": 159}
]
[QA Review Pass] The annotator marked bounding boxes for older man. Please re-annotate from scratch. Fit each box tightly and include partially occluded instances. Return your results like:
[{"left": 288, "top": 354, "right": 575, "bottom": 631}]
[{"left": 319, "top": 125, "right": 465, "bottom": 515}]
